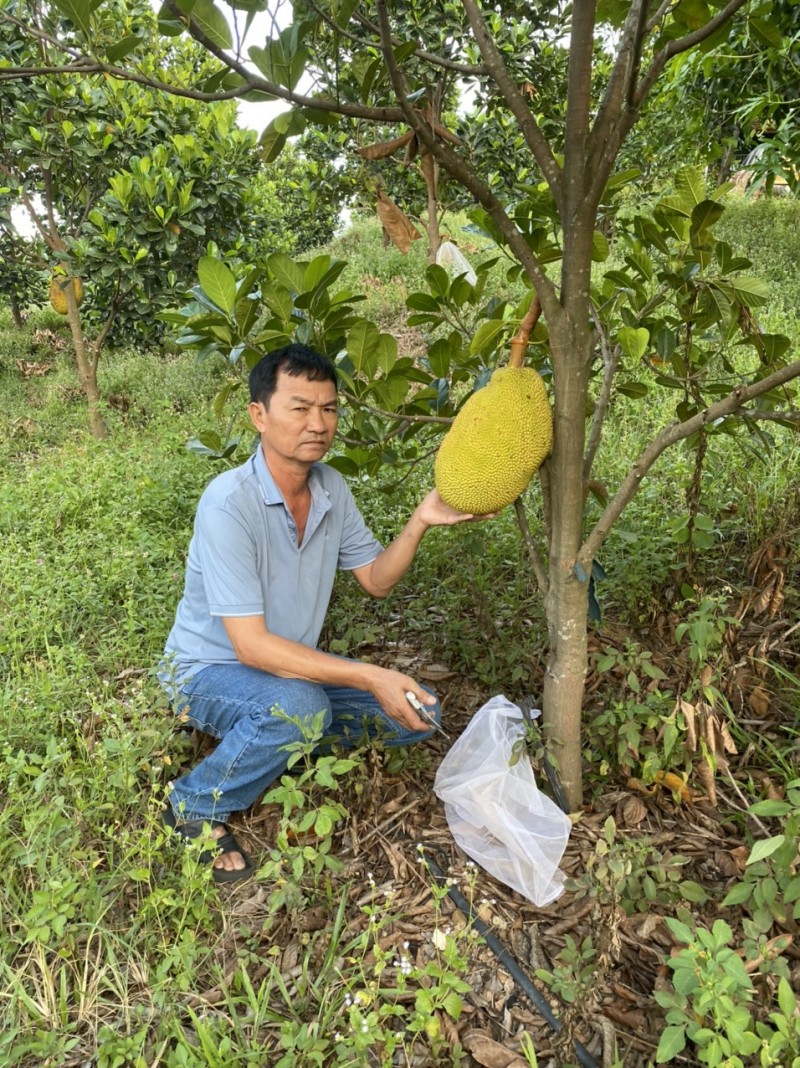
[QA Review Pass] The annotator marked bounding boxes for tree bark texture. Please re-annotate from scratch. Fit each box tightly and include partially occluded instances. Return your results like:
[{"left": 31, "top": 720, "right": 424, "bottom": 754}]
[{"left": 64, "top": 289, "right": 107, "bottom": 440}]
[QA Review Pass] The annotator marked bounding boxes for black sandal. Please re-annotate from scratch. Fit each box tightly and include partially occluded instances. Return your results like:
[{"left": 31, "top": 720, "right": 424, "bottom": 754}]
[{"left": 162, "top": 806, "right": 254, "bottom": 884}]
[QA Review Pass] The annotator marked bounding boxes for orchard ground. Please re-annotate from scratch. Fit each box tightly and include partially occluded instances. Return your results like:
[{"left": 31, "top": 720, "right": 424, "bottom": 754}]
[{"left": 0, "top": 200, "right": 798, "bottom": 1067}]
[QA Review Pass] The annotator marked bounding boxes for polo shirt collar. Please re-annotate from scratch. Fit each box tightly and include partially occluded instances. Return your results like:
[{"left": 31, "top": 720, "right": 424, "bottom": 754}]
[{"left": 252, "top": 446, "right": 332, "bottom": 541}]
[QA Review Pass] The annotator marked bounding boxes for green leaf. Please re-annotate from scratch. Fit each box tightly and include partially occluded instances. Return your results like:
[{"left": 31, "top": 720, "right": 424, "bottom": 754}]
[
  {"left": 425, "top": 264, "right": 450, "bottom": 299},
  {"left": 665, "top": 917, "right": 695, "bottom": 944},
  {"left": 374, "top": 374, "right": 408, "bottom": 410},
  {"left": 469, "top": 319, "right": 506, "bottom": 356},
  {"left": 691, "top": 199, "right": 724, "bottom": 236},
  {"left": 655, "top": 1025, "right": 687, "bottom": 1062},
  {"left": 50, "top": 0, "right": 93, "bottom": 36},
  {"left": 616, "top": 380, "right": 649, "bottom": 399},
  {"left": 721, "top": 883, "right": 752, "bottom": 907},
  {"left": 105, "top": 36, "right": 141, "bottom": 62},
  {"left": 778, "top": 978, "right": 797, "bottom": 1019},
  {"left": 375, "top": 333, "right": 397, "bottom": 374},
  {"left": 679, "top": 880, "right": 708, "bottom": 903},
  {"left": 746, "top": 836, "right": 786, "bottom": 866},
  {"left": 347, "top": 319, "right": 380, "bottom": 374},
  {"left": 592, "top": 230, "right": 609, "bottom": 262},
  {"left": 691, "top": 529, "right": 714, "bottom": 550},
  {"left": 664, "top": 165, "right": 706, "bottom": 214},
  {"left": 729, "top": 275, "right": 770, "bottom": 307},
  {"left": 750, "top": 16, "right": 783, "bottom": 48},
  {"left": 759, "top": 334, "right": 791, "bottom": 362},
  {"left": 188, "top": 0, "right": 233, "bottom": 49},
  {"left": 406, "top": 292, "right": 441, "bottom": 313},
  {"left": 258, "top": 126, "right": 287, "bottom": 163},
  {"left": 326, "top": 455, "right": 359, "bottom": 477},
  {"left": 748, "top": 800, "right": 793, "bottom": 819},
  {"left": 442, "top": 992, "right": 463, "bottom": 1020},
  {"left": 617, "top": 326, "right": 649, "bottom": 360},
  {"left": 268, "top": 253, "right": 305, "bottom": 294},
  {"left": 197, "top": 258, "right": 236, "bottom": 314},
  {"left": 426, "top": 337, "right": 452, "bottom": 377}
]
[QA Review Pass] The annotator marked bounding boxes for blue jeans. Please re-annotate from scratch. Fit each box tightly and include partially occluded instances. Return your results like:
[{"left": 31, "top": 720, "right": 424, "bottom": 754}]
[{"left": 167, "top": 662, "right": 440, "bottom": 822}]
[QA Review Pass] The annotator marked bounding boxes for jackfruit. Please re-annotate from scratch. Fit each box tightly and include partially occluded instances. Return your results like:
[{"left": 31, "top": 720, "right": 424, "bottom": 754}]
[
  {"left": 49, "top": 274, "right": 84, "bottom": 315},
  {"left": 435, "top": 366, "right": 553, "bottom": 514}
]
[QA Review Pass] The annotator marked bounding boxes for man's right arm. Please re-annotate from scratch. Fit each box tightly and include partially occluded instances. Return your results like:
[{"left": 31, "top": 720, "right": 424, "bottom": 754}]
[{"left": 222, "top": 615, "right": 433, "bottom": 731}]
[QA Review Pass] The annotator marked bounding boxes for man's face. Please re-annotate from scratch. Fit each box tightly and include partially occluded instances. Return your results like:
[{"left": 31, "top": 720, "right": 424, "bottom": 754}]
[{"left": 249, "top": 370, "right": 339, "bottom": 467}]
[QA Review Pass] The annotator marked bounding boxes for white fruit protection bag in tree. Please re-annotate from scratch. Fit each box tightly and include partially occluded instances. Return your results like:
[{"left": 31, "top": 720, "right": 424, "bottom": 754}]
[
  {"left": 435, "top": 240, "right": 478, "bottom": 286},
  {"left": 433, "top": 695, "right": 572, "bottom": 906}
]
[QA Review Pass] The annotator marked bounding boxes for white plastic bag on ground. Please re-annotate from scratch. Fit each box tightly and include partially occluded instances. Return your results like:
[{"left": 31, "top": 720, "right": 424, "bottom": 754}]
[
  {"left": 433, "top": 695, "right": 571, "bottom": 906},
  {"left": 435, "top": 240, "right": 478, "bottom": 286}
]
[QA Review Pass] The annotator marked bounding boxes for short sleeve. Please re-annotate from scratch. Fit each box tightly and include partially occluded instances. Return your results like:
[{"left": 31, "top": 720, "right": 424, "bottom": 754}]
[
  {"left": 336, "top": 482, "right": 383, "bottom": 571},
  {"left": 195, "top": 503, "right": 264, "bottom": 616}
]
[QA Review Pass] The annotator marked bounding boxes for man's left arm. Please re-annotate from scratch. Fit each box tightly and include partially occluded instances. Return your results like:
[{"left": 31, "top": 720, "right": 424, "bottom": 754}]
[{"left": 352, "top": 489, "right": 493, "bottom": 598}]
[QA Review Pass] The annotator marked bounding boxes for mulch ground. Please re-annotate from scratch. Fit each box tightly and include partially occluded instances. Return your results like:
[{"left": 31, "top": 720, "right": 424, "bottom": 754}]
[{"left": 188, "top": 642, "right": 796, "bottom": 1067}]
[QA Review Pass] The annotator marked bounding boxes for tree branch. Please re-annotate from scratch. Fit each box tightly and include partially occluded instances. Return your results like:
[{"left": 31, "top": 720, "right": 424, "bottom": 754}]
[
  {"left": 587, "top": 0, "right": 647, "bottom": 189},
  {"left": 162, "top": 0, "right": 407, "bottom": 121},
  {"left": 303, "top": 2, "right": 489, "bottom": 76},
  {"left": 634, "top": 0, "right": 751, "bottom": 108},
  {"left": 582, "top": 311, "right": 620, "bottom": 481},
  {"left": 579, "top": 359, "right": 800, "bottom": 566},
  {"left": 0, "top": 9, "right": 409, "bottom": 121},
  {"left": 514, "top": 498, "right": 549, "bottom": 597},
  {"left": 374, "top": 0, "right": 561, "bottom": 324},
  {"left": 341, "top": 391, "right": 453, "bottom": 425},
  {"left": 460, "top": 0, "right": 563, "bottom": 208}
]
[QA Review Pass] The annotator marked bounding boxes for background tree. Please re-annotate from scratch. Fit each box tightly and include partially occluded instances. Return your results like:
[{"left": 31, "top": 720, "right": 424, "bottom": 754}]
[
  {"left": 0, "top": 189, "right": 45, "bottom": 328},
  {"left": 3, "top": 0, "right": 799, "bottom": 806},
  {"left": 0, "top": 1, "right": 264, "bottom": 435}
]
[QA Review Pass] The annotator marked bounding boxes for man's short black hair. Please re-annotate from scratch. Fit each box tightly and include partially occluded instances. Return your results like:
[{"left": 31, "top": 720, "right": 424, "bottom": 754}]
[{"left": 249, "top": 344, "right": 338, "bottom": 406}]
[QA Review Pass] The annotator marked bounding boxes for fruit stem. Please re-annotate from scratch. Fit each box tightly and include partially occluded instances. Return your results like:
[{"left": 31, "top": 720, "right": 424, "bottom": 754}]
[{"left": 509, "top": 294, "right": 542, "bottom": 367}]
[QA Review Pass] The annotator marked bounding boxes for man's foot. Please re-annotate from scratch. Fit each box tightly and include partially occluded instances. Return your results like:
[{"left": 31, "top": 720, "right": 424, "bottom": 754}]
[{"left": 162, "top": 806, "right": 254, "bottom": 884}]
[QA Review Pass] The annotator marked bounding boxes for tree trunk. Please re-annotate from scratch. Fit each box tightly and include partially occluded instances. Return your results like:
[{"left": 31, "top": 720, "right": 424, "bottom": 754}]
[
  {"left": 64, "top": 288, "right": 107, "bottom": 439},
  {"left": 542, "top": 551, "right": 590, "bottom": 809},
  {"left": 421, "top": 152, "right": 441, "bottom": 263},
  {"left": 10, "top": 294, "right": 24, "bottom": 329},
  {"left": 542, "top": 313, "right": 593, "bottom": 810}
]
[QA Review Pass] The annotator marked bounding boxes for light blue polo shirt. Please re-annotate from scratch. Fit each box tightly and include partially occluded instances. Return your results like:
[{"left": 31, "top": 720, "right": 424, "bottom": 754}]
[{"left": 161, "top": 446, "right": 383, "bottom": 688}]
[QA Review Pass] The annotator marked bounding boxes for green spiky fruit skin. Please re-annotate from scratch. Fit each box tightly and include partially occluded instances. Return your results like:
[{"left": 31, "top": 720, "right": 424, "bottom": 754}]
[{"left": 434, "top": 366, "right": 553, "bottom": 514}]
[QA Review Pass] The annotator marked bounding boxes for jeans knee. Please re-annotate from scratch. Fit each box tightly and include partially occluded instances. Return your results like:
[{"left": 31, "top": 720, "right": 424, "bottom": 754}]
[{"left": 254, "top": 682, "right": 332, "bottom": 742}]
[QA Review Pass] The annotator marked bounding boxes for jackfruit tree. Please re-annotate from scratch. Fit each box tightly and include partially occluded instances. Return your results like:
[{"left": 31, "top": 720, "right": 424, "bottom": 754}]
[{"left": 4, "top": 0, "right": 800, "bottom": 806}]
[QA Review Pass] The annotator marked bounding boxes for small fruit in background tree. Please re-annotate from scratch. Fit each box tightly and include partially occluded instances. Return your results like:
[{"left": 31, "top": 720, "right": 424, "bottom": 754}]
[{"left": 49, "top": 273, "right": 84, "bottom": 315}]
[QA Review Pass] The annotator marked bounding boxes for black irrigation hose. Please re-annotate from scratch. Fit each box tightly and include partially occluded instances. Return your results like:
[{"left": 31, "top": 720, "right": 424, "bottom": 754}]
[{"left": 422, "top": 851, "right": 600, "bottom": 1068}]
